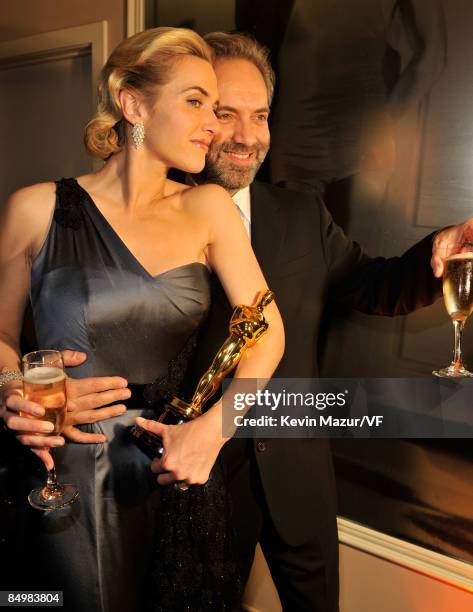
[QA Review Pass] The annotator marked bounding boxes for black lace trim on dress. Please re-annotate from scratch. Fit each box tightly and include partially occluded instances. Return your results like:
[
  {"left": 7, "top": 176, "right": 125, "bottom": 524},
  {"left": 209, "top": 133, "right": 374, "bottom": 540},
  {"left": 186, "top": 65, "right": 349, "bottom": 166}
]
[
  {"left": 54, "top": 178, "right": 84, "bottom": 230},
  {"left": 144, "top": 328, "right": 199, "bottom": 407}
]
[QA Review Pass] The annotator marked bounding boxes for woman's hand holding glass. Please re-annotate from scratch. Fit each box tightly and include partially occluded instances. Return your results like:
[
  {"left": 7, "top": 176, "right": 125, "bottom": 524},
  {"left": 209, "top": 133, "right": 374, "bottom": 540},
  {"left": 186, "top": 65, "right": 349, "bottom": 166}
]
[
  {"left": 1, "top": 349, "right": 130, "bottom": 470},
  {"left": 1, "top": 375, "right": 63, "bottom": 471},
  {"left": 21, "top": 350, "right": 79, "bottom": 510}
]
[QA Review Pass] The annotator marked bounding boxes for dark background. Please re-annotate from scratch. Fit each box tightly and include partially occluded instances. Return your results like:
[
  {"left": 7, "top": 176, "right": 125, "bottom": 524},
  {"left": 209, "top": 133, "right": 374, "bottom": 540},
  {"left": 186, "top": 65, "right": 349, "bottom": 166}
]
[{"left": 144, "top": 0, "right": 473, "bottom": 564}]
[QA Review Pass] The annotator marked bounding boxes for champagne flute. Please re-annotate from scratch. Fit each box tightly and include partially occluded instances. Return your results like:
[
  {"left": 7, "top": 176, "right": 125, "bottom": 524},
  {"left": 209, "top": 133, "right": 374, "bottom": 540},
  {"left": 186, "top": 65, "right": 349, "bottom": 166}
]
[
  {"left": 22, "top": 350, "right": 79, "bottom": 510},
  {"left": 433, "top": 245, "right": 473, "bottom": 378}
]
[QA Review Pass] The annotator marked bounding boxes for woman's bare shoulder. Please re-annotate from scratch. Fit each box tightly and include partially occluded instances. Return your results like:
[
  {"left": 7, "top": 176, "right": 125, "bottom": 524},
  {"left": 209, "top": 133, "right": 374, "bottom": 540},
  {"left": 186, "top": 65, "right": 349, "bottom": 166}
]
[
  {"left": 4, "top": 181, "right": 56, "bottom": 213},
  {"left": 2, "top": 182, "right": 57, "bottom": 253},
  {"left": 180, "top": 183, "right": 233, "bottom": 214}
]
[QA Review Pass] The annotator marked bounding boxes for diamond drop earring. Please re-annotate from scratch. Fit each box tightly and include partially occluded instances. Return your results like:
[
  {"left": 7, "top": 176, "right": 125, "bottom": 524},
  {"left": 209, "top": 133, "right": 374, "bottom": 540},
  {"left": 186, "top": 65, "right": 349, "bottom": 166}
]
[{"left": 131, "top": 122, "right": 145, "bottom": 148}]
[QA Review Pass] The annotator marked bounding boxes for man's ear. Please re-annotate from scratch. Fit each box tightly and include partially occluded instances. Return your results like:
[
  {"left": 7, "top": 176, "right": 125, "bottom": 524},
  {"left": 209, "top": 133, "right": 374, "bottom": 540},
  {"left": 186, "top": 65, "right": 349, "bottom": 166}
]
[{"left": 119, "top": 88, "right": 147, "bottom": 126}]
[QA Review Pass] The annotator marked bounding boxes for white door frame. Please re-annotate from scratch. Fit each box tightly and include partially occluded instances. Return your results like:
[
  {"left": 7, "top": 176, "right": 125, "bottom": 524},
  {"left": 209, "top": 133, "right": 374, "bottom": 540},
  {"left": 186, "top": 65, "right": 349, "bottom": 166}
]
[{"left": 127, "top": 0, "right": 146, "bottom": 36}]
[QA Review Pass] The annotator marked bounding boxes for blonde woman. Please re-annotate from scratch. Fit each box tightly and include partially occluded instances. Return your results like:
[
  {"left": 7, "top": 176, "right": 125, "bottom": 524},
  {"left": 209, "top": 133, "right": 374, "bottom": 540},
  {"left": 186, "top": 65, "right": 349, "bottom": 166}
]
[{"left": 0, "top": 28, "right": 284, "bottom": 611}]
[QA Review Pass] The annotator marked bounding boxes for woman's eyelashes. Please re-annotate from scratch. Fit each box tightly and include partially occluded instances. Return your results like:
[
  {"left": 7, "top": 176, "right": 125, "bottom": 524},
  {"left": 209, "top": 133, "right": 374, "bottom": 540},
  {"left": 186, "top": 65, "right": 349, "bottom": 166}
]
[{"left": 187, "top": 98, "right": 203, "bottom": 108}]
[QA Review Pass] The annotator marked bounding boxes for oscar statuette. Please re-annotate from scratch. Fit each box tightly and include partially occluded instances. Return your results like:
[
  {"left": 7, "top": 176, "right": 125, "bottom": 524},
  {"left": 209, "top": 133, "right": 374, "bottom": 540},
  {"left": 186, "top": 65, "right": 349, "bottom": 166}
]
[{"left": 131, "top": 289, "right": 274, "bottom": 459}]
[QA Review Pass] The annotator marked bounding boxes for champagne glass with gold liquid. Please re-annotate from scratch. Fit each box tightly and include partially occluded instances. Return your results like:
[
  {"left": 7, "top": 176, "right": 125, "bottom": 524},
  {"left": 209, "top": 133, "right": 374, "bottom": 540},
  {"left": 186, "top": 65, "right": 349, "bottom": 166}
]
[
  {"left": 433, "top": 246, "right": 473, "bottom": 378},
  {"left": 22, "top": 350, "right": 79, "bottom": 510}
]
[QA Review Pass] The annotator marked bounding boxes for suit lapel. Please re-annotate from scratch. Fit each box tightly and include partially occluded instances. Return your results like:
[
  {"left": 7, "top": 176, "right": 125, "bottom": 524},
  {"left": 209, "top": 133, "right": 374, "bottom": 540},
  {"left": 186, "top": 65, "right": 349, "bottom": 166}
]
[{"left": 250, "top": 181, "right": 285, "bottom": 281}]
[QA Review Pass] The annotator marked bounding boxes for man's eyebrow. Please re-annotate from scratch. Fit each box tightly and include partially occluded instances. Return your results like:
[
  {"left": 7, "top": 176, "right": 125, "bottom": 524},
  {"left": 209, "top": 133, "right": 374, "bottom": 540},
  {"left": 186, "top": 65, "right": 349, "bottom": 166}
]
[
  {"left": 216, "top": 105, "right": 270, "bottom": 114},
  {"left": 180, "top": 86, "right": 211, "bottom": 96}
]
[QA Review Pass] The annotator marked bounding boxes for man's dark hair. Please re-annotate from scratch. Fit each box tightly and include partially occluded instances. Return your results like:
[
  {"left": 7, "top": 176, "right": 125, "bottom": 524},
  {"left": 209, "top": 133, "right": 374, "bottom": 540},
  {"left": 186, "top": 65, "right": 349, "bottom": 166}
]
[{"left": 204, "top": 32, "right": 275, "bottom": 104}]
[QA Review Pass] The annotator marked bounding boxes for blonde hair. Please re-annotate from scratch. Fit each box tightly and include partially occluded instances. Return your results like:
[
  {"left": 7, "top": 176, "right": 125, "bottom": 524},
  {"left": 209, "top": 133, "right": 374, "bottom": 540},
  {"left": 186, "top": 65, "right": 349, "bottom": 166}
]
[
  {"left": 85, "top": 27, "right": 212, "bottom": 159},
  {"left": 204, "top": 32, "right": 275, "bottom": 104}
]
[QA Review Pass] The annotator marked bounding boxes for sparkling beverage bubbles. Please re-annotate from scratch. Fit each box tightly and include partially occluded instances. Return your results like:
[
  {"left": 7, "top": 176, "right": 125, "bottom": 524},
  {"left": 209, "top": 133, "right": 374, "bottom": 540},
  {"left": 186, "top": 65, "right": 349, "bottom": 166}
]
[
  {"left": 22, "top": 350, "right": 79, "bottom": 510},
  {"left": 442, "top": 253, "right": 473, "bottom": 322},
  {"left": 23, "top": 366, "right": 66, "bottom": 434}
]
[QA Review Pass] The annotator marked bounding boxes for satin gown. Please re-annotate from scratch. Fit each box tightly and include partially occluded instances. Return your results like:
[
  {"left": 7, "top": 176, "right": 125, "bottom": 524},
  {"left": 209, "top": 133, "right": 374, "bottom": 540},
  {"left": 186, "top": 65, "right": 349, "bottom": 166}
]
[{"left": 16, "top": 178, "right": 212, "bottom": 611}]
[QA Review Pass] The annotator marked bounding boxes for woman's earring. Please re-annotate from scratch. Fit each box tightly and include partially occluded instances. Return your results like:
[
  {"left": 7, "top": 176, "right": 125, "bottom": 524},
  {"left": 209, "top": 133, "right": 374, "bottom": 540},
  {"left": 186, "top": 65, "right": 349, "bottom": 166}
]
[{"left": 131, "top": 122, "right": 145, "bottom": 149}]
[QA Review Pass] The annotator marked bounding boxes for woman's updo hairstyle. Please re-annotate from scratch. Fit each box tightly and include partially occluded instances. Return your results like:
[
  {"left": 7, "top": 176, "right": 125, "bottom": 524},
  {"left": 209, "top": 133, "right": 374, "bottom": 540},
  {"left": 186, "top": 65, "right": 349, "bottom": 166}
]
[{"left": 85, "top": 27, "right": 213, "bottom": 160}]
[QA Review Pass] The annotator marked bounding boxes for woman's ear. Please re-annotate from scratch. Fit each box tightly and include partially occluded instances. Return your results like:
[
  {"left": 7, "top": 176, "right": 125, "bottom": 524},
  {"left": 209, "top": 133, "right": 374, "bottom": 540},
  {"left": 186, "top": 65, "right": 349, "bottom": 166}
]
[{"left": 119, "top": 89, "right": 147, "bottom": 126}]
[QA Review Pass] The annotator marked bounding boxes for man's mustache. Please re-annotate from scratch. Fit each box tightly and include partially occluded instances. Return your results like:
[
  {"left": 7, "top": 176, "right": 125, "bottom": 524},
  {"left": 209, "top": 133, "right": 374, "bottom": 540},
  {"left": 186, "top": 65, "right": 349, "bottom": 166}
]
[{"left": 213, "top": 142, "right": 265, "bottom": 156}]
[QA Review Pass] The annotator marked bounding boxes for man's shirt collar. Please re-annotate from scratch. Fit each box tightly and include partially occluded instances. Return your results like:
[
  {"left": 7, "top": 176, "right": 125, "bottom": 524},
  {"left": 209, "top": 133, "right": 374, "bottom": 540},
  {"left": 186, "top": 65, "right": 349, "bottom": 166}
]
[{"left": 232, "top": 186, "right": 251, "bottom": 228}]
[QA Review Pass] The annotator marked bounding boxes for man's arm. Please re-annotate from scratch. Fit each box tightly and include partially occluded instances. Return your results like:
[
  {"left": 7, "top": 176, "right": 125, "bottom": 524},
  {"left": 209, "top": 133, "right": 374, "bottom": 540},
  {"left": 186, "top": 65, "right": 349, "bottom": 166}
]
[{"left": 319, "top": 200, "right": 473, "bottom": 315}]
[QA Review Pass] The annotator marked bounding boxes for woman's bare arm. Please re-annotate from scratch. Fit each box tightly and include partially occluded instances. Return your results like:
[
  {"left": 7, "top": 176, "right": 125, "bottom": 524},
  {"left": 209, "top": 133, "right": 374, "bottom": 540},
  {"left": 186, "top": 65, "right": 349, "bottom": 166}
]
[
  {"left": 202, "top": 183, "right": 285, "bottom": 381},
  {"left": 0, "top": 184, "right": 130, "bottom": 468},
  {"left": 140, "top": 184, "right": 285, "bottom": 486},
  {"left": 0, "top": 184, "right": 64, "bottom": 452},
  {"left": 0, "top": 185, "right": 54, "bottom": 365}
]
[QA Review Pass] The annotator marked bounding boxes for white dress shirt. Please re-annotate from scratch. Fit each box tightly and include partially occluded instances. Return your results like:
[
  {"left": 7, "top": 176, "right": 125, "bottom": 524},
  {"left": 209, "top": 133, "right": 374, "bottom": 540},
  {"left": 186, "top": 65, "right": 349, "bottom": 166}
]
[{"left": 231, "top": 186, "right": 251, "bottom": 238}]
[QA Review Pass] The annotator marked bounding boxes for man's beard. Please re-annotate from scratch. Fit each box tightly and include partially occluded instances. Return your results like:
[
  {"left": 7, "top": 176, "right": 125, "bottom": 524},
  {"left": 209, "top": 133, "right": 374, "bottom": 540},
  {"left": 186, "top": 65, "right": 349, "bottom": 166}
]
[{"left": 200, "top": 142, "right": 268, "bottom": 192}]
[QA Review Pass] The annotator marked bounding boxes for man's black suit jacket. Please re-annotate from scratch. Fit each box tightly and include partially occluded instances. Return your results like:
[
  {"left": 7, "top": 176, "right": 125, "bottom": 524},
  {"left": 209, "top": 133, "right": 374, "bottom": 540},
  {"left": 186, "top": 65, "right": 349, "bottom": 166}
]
[{"left": 186, "top": 180, "right": 441, "bottom": 545}]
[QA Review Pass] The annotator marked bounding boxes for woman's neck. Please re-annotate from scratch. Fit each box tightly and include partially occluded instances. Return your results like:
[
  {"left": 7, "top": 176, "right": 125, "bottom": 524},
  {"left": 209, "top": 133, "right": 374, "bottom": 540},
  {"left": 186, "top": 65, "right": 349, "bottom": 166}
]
[{"left": 95, "top": 149, "right": 170, "bottom": 214}]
